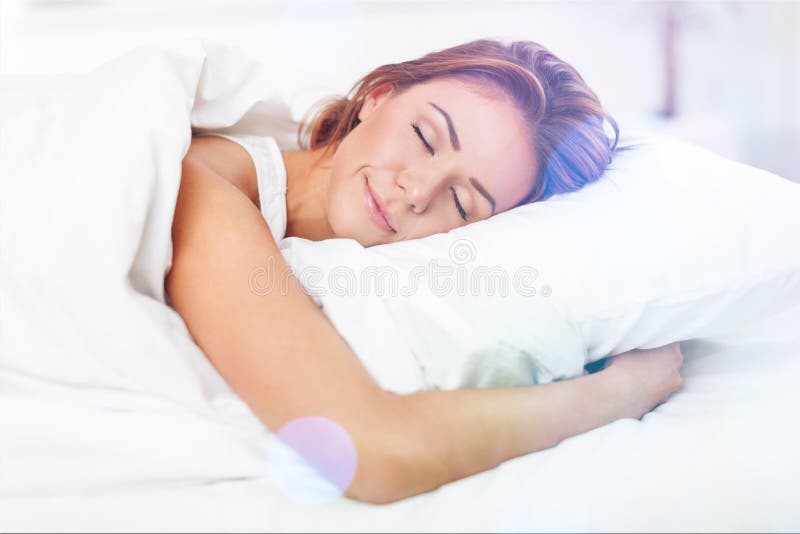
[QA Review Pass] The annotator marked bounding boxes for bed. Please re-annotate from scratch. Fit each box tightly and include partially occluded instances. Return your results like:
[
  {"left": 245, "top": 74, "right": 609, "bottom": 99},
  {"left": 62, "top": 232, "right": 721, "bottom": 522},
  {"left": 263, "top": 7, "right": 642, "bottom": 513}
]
[
  {"left": 1, "top": 335, "right": 798, "bottom": 531},
  {"left": 1, "top": 38, "right": 799, "bottom": 532}
]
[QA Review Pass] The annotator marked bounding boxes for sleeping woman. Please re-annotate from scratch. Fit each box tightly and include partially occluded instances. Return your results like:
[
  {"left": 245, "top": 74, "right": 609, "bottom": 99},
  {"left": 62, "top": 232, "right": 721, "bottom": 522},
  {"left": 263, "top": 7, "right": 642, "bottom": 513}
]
[{"left": 165, "top": 39, "right": 683, "bottom": 504}]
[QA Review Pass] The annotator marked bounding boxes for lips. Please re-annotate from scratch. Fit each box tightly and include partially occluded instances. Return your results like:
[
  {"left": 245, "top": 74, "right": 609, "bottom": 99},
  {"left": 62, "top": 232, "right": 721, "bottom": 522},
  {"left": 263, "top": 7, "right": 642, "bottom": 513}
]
[{"left": 364, "top": 177, "right": 395, "bottom": 233}]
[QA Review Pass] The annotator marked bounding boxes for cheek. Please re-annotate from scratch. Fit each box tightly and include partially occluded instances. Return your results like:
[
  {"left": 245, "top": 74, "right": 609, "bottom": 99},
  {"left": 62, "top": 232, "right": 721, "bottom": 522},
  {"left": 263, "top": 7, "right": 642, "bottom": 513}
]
[
  {"left": 352, "top": 115, "right": 409, "bottom": 164},
  {"left": 403, "top": 205, "right": 456, "bottom": 240},
  {"left": 325, "top": 170, "right": 358, "bottom": 237},
  {"left": 327, "top": 165, "right": 384, "bottom": 246}
]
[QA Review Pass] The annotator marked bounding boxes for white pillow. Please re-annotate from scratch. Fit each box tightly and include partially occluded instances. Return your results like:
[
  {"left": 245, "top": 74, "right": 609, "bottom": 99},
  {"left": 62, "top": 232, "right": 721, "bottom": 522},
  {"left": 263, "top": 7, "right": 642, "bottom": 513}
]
[{"left": 279, "top": 132, "right": 800, "bottom": 394}]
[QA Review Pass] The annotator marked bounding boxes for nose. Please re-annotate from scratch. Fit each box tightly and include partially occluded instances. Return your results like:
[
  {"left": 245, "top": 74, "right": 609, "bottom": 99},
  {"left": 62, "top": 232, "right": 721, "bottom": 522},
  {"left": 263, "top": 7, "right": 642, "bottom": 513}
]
[{"left": 396, "top": 166, "right": 450, "bottom": 214}]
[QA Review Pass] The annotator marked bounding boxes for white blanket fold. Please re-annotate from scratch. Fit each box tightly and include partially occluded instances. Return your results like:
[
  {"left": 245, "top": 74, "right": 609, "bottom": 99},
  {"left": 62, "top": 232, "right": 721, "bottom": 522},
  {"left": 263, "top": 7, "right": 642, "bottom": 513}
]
[{"left": 0, "top": 39, "right": 297, "bottom": 496}]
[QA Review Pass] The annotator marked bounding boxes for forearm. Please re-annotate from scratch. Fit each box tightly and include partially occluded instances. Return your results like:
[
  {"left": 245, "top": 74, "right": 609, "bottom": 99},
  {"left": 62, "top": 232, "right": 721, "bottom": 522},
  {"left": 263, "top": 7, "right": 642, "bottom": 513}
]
[{"left": 373, "top": 368, "right": 631, "bottom": 504}]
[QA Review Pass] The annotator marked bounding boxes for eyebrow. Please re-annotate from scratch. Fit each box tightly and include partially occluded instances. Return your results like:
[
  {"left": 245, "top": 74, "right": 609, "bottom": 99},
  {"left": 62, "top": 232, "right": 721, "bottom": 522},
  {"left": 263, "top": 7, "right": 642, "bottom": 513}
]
[{"left": 429, "top": 101, "right": 497, "bottom": 216}]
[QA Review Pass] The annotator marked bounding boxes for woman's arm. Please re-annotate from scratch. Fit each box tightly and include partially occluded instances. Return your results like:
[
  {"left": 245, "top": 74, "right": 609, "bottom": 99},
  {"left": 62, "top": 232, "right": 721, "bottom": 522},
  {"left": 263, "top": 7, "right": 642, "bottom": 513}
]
[{"left": 166, "top": 157, "right": 677, "bottom": 505}]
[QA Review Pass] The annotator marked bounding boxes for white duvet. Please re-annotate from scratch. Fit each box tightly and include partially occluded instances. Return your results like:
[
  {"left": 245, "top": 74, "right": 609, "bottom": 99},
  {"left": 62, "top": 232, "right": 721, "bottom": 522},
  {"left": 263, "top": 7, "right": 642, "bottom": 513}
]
[
  {"left": 1, "top": 38, "right": 799, "bottom": 530},
  {"left": 0, "top": 38, "right": 309, "bottom": 494}
]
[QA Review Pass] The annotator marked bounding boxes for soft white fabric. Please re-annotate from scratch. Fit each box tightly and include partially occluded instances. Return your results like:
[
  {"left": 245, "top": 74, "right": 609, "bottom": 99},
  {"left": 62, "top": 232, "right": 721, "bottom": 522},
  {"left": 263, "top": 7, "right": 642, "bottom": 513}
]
[
  {"left": 0, "top": 37, "right": 295, "bottom": 495},
  {"left": 192, "top": 133, "right": 289, "bottom": 244},
  {"left": 280, "top": 132, "right": 800, "bottom": 393},
  {"left": 280, "top": 236, "right": 583, "bottom": 393},
  {"left": 1, "top": 335, "right": 799, "bottom": 531}
]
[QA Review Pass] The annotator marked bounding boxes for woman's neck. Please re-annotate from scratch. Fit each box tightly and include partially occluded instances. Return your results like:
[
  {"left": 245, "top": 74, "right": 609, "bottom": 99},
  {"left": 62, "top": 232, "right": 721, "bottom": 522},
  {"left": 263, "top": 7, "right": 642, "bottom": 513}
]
[{"left": 280, "top": 146, "right": 336, "bottom": 241}]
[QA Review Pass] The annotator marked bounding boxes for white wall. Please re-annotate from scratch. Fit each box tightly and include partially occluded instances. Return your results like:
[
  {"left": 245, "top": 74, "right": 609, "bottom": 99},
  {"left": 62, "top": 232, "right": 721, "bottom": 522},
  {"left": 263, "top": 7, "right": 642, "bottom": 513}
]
[{"left": 1, "top": 0, "right": 797, "bottom": 181}]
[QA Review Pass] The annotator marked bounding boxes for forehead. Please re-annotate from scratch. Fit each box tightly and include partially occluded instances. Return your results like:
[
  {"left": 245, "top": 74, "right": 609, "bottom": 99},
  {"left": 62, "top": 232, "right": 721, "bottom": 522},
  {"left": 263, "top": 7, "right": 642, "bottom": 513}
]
[{"left": 399, "top": 78, "right": 537, "bottom": 212}]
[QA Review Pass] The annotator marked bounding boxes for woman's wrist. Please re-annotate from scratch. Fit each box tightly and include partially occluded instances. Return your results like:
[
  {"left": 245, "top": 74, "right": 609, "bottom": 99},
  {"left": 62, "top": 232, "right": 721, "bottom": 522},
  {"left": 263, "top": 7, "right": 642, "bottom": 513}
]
[{"left": 598, "top": 363, "right": 642, "bottom": 421}]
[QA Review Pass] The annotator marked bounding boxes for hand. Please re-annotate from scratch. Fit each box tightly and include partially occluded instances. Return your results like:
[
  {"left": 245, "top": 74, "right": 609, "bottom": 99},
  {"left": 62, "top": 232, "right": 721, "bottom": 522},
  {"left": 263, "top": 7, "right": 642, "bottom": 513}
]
[{"left": 602, "top": 342, "right": 684, "bottom": 420}]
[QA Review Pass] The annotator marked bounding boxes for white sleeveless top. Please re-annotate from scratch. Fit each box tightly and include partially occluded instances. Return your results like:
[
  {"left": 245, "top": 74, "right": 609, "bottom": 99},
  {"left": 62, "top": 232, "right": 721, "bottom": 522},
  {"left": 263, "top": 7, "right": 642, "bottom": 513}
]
[{"left": 195, "top": 133, "right": 288, "bottom": 243}]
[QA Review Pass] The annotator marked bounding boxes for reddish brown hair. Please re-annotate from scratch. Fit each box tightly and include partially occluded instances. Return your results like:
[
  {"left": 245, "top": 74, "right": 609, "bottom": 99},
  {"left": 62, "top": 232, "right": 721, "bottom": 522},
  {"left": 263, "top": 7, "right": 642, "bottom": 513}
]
[{"left": 297, "top": 38, "right": 626, "bottom": 207}]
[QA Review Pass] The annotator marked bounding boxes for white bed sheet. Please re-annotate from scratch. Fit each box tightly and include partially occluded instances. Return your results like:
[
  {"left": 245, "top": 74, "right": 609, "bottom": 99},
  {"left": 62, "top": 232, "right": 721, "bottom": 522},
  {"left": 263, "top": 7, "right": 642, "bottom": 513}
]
[{"left": 1, "top": 333, "right": 799, "bottom": 532}]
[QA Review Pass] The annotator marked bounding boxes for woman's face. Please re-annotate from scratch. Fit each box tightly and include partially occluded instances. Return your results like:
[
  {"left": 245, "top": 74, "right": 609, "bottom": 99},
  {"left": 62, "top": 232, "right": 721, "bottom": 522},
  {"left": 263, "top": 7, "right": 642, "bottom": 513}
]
[{"left": 327, "top": 77, "right": 538, "bottom": 247}]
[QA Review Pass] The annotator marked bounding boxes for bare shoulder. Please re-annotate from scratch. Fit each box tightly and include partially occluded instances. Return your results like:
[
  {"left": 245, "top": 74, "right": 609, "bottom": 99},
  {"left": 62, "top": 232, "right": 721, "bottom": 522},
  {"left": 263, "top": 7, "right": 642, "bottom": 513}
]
[
  {"left": 166, "top": 158, "right": 389, "bottom": 431},
  {"left": 184, "top": 135, "right": 259, "bottom": 207}
]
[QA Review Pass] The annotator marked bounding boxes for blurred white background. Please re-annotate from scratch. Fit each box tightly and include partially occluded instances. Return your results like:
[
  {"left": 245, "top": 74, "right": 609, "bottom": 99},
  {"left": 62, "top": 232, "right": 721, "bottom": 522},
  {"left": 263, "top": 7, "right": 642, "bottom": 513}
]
[{"left": 1, "top": 0, "right": 797, "bottom": 181}]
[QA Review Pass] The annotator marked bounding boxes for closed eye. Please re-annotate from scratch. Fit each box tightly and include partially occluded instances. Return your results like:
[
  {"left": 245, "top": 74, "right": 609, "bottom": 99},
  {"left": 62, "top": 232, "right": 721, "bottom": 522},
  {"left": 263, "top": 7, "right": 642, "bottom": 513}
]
[
  {"left": 411, "top": 122, "right": 468, "bottom": 221},
  {"left": 411, "top": 122, "right": 434, "bottom": 156},
  {"left": 450, "top": 187, "right": 468, "bottom": 221},
  {"left": 411, "top": 122, "right": 467, "bottom": 221}
]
